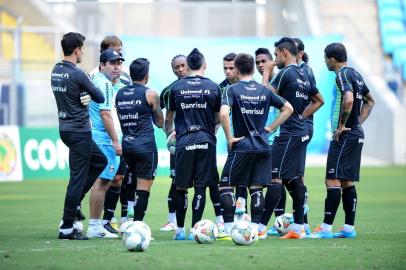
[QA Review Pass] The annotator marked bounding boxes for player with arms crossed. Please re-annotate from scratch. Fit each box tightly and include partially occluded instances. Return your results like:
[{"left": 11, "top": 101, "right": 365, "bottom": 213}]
[
  {"left": 165, "top": 48, "right": 221, "bottom": 240},
  {"left": 311, "top": 43, "right": 374, "bottom": 239},
  {"left": 116, "top": 58, "right": 164, "bottom": 222},
  {"left": 219, "top": 53, "right": 293, "bottom": 239}
]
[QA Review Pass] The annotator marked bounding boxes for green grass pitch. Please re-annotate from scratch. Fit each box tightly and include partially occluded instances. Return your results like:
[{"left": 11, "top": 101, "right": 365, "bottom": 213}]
[{"left": 0, "top": 167, "right": 405, "bottom": 270}]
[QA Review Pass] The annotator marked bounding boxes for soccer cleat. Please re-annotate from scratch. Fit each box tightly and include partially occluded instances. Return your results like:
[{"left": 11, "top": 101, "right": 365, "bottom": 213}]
[
  {"left": 173, "top": 230, "right": 186, "bottom": 240},
  {"left": 59, "top": 229, "right": 89, "bottom": 240},
  {"left": 104, "top": 222, "right": 119, "bottom": 234},
  {"left": 235, "top": 198, "right": 246, "bottom": 215},
  {"left": 160, "top": 222, "right": 177, "bottom": 232},
  {"left": 217, "top": 232, "right": 231, "bottom": 241},
  {"left": 280, "top": 230, "right": 306, "bottom": 239},
  {"left": 86, "top": 226, "right": 119, "bottom": 238},
  {"left": 188, "top": 231, "right": 195, "bottom": 241},
  {"left": 267, "top": 226, "right": 280, "bottom": 236},
  {"left": 217, "top": 222, "right": 225, "bottom": 234},
  {"left": 309, "top": 226, "right": 333, "bottom": 239},
  {"left": 304, "top": 226, "right": 311, "bottom": 237},
  {"left": 333, "top": 229, "right": 357, "bottom": 239},
  {"left": 258, "top": 228, "right": 267, "bottom": 240}
]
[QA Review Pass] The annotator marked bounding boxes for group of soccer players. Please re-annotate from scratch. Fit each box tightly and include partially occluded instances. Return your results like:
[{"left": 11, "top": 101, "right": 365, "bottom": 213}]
[{"left": 51, "top": 32, "right": 374, "bottom": 241}]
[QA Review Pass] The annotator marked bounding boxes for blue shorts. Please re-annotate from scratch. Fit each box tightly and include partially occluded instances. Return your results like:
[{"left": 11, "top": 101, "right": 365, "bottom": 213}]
[{"left": 98, "top": 144, "right": 120, "bottom": 180}]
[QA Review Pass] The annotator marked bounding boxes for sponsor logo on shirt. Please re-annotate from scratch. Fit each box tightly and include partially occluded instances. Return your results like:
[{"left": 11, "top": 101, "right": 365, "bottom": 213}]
[
  {"left": 240, "top": 95, "right": 266, "bottom": 101},
  {"left": 180, "top": 102, "right": 207, "bottom": 109},
  {"left": 119, "top": 113, "right": 139, "bottom": 120},
  {"left": 241, "top": 107, "right": 264, "bottom": 115},
  {"left": 296, "top": 91, "right": 308, "bottom": 99},
  {"left": 52, "top": 86, "right": 66, "bottom": 92},
  {"left": 185, "top": 143, "right": 209, "bottom": 151}
]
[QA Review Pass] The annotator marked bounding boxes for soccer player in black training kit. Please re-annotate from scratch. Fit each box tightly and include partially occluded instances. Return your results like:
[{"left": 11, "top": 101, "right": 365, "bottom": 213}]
[
  {"left": 261, "top": 37, "right": 312, "bottom": 239},
  {"left": 219, "top": 52, "right": 248, "bottom": 217},
  {"left": 51, "top": 32, "right": 107, "bottom": 240},
  {"left": 311, "top": 43, "right": 374, "bottom": 239},
  {"left": 165, "top": 48, "right": 221, "bottom": 241},
  {"left": 255, "top": 48, "right": 290, "bottom": 234},
  {"left": 219, "top": 53, "right": 293, "bottom": 239},
  {"left": 159, "top": 54, "right": 188, "bottom": 232},
  {"left": 115, "top": 58, "right": 164, "bottom": 222}
]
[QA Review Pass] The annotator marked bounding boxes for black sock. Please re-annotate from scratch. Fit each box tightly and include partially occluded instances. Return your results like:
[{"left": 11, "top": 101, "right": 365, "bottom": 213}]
[
  {"left": 304, "top": 185, "right": 309, "bottom": 224},
  {"left": 220, "top": 188, "right": 235, "bottom": 223},
  {"left": 284, "top": 178, "right": 306, "bottom": 225},
  {"left": 133, "top": 190, "right": 150, "bottom": 221},
  {"left": 103, "top": 186, "right": 120, "bottom": 221},
  {"left": 342, "top": 186, "right": 357, "bottom": 226},
  {"left": 274, "top": 186, "right": 286, "bottom": 217},
  {"left": 260, "top": 183, "right": 282, "bottom": 226},
  {"left": 249, "top": 188, "right": 264, "bottom": 224},
  {"left": 174, "top": 189, "right": 188, "bottom": 228},
  {"left": 323, "top": 187, "right": 342, "bottom": 225},
  {"left": 235, "top": 186, "right": 248, "bottom": 202},
  {"left": 192, "top": 187, "right": 206, "bottom": 227},
  {"left": 126, "top": 173, "right": 136, "bottom": 202},
  {"left": 120, "top": 180, "right": 128, "bottom": 217},
  {"left": 168, "top": 181, "right": 176, "bottom": 213},
  {"left": 209, "top": 186, "right": 222, "bottom": 217}
]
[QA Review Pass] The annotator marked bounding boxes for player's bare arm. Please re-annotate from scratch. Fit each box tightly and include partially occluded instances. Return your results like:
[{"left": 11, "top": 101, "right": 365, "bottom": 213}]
[
  {"left": 101, "top": 109, "right": 122, "bottom": 156},
  {"left": 220, "top": 104, "right": 244, "bottom": 149},
  {"left": 165, "top": 110, "right": 175, "bottom": 136},
  {"left": 303, "top": 92, "right": 325, "bottom": 119},
  {"left": 359, "top": 92, "right": 375, "bottom": 125},
  {"left": 334, "top": 91, "right": 353, "bottom": 141},
  {"left": 264, "top": 101, "right": 293, "bottom": 133},
  {"left": 147, "top": 89, "right": 164, "bottom": 128}
]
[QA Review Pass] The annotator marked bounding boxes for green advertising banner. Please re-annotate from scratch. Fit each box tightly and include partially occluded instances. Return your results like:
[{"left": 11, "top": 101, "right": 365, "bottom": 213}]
[{"left": 19, "top": 127, "right": 171, "bottom": 181}]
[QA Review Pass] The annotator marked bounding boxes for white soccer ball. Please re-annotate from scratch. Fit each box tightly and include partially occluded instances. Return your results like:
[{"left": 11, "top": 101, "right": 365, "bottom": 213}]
[
  {"left": 166, "top": 132, "right": 176, "bottom": 155},
  {"left": 234, "top": 213, "right": 251, "bottom": 223},
  {"left": 274, "top": 213, "right": 294, "bottom": 236},
  {"left": 231, "top": 221, "right": 257, "bottom": 246},
  {"left": 119, "top": 220, "right": 134, "bottom": 237},
  {"left": 193, "top": 219, "right": 219, "bottom": 244},
  {"left": 122, "top": 221, "right": 151, "bottom": 252}
]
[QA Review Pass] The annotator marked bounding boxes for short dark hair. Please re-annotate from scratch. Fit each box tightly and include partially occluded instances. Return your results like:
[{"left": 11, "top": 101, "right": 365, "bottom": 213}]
[
  {"left": 255, "top": 48, "right": 272, "bottom": 59},
  {"left": 324, "top": 43, "right": 347, "bottom": 63},
  {"left": 171, "top": 54, "right": 186, "bottom": 67},
  {"left": 187, "top": 48, "right": 205, "bottom": 70},
  {"left": 223, "top": 52, "right": 237, "bottom": 62},
  {"left": 234, "top": 53, "right": 255, "bottom": 75},
  {"left": 100, "top": 36, "right": 122, "bottom": 52},
  {"left": 130, "top": 58, "right": 150, "bottom": 81},
  {"left": 61, "top": 32, "right": 85, "bottom": 56},
  {"left": 274, "top": 37, "right": 298, "bottom": 56}
]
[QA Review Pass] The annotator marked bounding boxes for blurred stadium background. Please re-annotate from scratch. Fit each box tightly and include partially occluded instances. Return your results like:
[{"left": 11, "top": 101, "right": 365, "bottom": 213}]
[{"left": 0, "top": 0, "right": 405, "bottom": 182}]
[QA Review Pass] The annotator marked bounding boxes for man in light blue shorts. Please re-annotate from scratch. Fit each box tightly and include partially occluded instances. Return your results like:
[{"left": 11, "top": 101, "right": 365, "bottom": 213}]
[{"left": 87, "top": 49, "right": 125, "bottom": 238}]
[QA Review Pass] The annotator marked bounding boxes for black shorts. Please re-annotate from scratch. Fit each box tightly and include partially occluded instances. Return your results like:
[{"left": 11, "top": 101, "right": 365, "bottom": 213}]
[
  {"left": 175, "top": 143, "right": 219, "bottom": 188},
  {"left": 272, "top": 135, "right": 309, "bottom": 180},
  {"left": 124, "top": 151, "right": 158, "bottom": 180},
  {"left": 326, "top": 138, "right": 364, "bottom": 181},
  {"left": 169, "top": 153, "right": 175, "bottom": 178},
  {"left": 115, "top": 156, "right": 127, "bottom": 176},
  {"left": 220, "top": 151, "right": 272, "bottom": 188}
]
